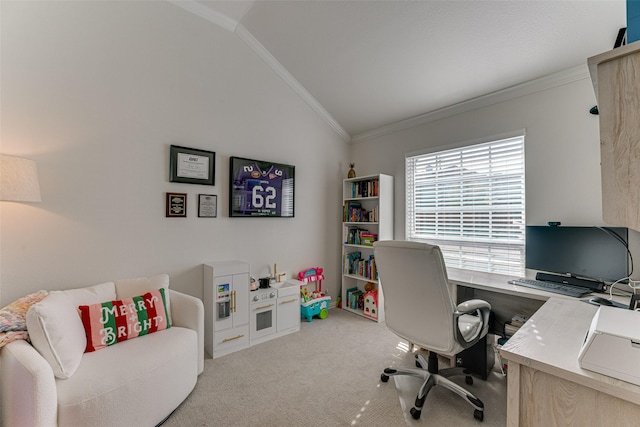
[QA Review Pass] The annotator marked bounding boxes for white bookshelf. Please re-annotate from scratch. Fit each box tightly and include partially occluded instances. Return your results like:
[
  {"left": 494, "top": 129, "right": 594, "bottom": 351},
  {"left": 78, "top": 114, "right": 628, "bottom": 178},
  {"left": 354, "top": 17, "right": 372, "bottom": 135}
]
[{"left": 341, "top": 174, "right": 393, "bottom": 323}]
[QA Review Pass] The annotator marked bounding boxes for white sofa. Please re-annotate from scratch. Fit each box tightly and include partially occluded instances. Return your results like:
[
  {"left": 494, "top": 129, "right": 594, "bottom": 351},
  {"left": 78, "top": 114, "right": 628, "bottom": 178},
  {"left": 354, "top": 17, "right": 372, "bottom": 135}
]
[{"left": 0, "top": 274, "right": 204, "bottom": 427}]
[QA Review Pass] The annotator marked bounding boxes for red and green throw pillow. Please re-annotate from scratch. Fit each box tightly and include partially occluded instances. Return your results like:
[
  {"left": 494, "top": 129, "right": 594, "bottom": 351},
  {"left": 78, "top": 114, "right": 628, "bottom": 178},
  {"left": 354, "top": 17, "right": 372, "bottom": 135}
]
[{"left": 79, "top": 288, "right": 171, "bottom": 352}]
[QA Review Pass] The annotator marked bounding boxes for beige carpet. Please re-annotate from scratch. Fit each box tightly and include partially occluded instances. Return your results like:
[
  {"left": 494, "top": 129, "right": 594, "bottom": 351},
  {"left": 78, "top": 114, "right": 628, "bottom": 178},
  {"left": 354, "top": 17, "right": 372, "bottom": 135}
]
[{"left": 162, "top": 308, "right": 507, "bottom": 426}]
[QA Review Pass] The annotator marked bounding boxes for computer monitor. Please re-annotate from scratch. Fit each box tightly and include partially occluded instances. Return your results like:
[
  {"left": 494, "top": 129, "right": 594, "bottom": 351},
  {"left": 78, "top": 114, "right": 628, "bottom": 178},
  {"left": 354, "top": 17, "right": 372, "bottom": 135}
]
[{"left": 526, "top": 226, "right": 629, "bottom": 283}]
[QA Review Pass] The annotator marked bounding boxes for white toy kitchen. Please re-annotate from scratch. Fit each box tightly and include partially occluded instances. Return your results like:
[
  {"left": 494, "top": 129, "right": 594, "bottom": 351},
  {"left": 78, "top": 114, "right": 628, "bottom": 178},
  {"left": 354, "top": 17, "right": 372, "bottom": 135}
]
[{"left": 203, "top": 261, "right": 302, "bottom": 358}]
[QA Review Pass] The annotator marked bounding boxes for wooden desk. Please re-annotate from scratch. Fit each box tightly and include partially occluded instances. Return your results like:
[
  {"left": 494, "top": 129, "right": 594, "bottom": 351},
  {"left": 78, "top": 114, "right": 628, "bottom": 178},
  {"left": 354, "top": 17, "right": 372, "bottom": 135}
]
[
  {"left": 447, "top": 268, "right": 630, "bottom": 329},
  {"left": 499, "top": 298, "right": 640, "bottom": 426}
]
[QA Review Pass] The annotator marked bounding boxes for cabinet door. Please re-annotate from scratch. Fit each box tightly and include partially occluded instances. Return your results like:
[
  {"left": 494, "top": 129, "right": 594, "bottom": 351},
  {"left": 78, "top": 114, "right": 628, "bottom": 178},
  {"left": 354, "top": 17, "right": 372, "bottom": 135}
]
[
  {"left": 277, "top": 296, "right": 300, "bottom": 332},
  {"left": 598, "top": 53, "right": 640, "bottom": 230},
  {"left": 232, "top": 272, "right": 249, "bottom": 327}
]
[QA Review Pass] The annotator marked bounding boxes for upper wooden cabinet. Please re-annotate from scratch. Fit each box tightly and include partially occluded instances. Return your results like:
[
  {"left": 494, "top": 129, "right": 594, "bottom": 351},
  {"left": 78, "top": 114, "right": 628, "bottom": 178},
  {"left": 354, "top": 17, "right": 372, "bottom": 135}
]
[{"left": 589, "top": 41, "right": 640, "bottom": 232}]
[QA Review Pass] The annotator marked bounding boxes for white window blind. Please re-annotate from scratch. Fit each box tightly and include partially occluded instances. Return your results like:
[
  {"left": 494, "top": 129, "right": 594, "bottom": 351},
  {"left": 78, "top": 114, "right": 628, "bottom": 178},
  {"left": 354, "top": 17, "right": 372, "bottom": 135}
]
[{"left": 406, "top": 135, "right": 525, "bottom": 276}]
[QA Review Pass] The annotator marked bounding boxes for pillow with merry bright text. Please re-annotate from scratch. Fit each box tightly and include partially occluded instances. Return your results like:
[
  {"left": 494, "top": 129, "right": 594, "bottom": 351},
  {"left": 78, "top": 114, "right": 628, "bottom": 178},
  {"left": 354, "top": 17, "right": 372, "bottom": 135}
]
[{"left": 79, "top": 288, "right": 171, "bottom": 352}]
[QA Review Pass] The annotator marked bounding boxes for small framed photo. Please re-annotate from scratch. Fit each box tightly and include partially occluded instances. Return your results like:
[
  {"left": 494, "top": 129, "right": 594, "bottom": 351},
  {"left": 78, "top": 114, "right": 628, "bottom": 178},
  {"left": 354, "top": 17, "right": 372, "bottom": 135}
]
[
  {"left": 166, "top": 193, "right": 187, "bottom": 217},
  {"left": 169, "top": 145, "right": 215, "bottom": 186},
  {"left": 198, "top": 194, "right": 217, "bottom": 218}
]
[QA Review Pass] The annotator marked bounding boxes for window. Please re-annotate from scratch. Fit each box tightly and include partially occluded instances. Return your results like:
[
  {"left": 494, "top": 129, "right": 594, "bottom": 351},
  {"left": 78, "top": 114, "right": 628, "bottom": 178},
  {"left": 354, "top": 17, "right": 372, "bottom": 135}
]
[{"left": 406, "top": 135, "right": 525, "bottom": 276}]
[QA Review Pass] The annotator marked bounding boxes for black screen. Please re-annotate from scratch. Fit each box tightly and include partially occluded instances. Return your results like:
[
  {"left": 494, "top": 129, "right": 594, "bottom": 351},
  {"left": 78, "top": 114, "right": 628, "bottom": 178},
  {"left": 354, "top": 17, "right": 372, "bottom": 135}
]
[{"left": 526, "top": 226, "right": 628, "bottom": 282}]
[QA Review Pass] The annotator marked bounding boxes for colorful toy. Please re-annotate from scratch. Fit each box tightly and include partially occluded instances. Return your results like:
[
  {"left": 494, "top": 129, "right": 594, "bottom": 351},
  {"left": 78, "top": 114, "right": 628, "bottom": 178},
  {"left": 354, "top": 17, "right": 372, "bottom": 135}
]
[
  {"left": 301, "top": 295, "right": 331, "bottom": 322},
  {"left": 363, "top": 289, "right": 379, "bottom": 320},
  {"left": 298, "top": 267, "right": 329, "bottom": 322},
  {"left": 298, "top": 267, "right": 325, "bottom": 292}
]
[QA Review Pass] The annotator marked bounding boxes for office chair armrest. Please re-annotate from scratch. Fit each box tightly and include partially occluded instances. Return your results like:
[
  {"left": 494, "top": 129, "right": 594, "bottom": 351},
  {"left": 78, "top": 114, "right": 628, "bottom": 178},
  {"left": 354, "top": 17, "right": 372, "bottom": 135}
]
[
  {"left": 456, "top": 299, "right": 491, "bottom": 314},
  {"left": 454, "top": 299, "right": 492, "bottom": 350}
]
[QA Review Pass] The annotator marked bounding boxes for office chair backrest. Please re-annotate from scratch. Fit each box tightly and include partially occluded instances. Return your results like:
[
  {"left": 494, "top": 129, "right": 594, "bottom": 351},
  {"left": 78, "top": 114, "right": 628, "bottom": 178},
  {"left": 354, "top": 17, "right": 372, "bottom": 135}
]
[{"left": 374, "top": 240, "right": 457, "bottom": 354}]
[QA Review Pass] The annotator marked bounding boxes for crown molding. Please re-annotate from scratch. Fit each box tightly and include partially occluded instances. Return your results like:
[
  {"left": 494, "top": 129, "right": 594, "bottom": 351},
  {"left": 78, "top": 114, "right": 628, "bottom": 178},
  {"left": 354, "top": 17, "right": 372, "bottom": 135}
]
[
  {"left": 234, "top": 25, "right": 351, "bottom": 142},
  {"left": 167, "top": 0, "right": 238, "bottom": 32},
  {"left": 167, "top": 0, "right": 351, "bottom": 142},
  {"left": 351, "top": 64, "right": 590, "bottom": 144},
  {"left": 168, "top": 1, "right": 589, "bottom": 145}
]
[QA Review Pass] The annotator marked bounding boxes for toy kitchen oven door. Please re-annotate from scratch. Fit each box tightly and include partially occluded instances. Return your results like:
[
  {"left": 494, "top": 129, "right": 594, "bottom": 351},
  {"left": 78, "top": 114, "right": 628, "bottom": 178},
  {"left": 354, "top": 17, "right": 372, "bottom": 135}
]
[{"left": 250, "top": 288, "right": 277, "bottom": 345}]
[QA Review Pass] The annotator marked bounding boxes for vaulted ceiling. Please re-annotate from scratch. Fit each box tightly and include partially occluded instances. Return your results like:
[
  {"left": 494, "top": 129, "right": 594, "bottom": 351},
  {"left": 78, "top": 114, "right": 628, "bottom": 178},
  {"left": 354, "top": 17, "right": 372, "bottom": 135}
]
[{"left": 174, "top": 1, "right": 626, "bottom": 141}]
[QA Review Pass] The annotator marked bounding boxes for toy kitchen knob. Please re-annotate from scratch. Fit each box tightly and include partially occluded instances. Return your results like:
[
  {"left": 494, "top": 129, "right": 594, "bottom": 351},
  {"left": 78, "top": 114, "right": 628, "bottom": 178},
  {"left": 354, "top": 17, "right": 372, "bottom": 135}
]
[
  {"left": 253, "top": 295, "right": 259, "bottom": 302},
  {"left": 270, "top": 292, "right": 276, "bottom": 298}
]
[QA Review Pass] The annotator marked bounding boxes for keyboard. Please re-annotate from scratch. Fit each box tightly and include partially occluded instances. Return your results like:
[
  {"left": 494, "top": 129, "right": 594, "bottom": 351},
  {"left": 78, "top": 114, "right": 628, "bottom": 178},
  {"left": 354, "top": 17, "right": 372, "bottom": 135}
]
[{"left": 508, "top": 278, "right": 592, "bottom": 298}]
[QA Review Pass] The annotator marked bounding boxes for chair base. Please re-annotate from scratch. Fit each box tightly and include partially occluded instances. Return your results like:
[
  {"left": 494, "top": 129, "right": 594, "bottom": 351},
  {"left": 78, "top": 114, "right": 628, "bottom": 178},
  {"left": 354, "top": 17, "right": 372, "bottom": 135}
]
[{"left": 380, "top": 352, "right": 485, "bottom": 421}]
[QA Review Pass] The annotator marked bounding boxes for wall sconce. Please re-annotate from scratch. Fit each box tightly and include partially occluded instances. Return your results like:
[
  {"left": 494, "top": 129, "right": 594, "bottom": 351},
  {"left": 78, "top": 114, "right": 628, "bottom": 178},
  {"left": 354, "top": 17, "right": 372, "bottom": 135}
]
[{"left": 0, "top": 154, "right": 42, "bottom": 202}]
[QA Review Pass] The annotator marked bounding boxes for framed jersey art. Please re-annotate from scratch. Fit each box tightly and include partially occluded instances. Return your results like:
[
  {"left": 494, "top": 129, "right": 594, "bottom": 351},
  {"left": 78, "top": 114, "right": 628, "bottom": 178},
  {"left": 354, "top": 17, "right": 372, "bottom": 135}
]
[{"left": 229, "top": 156, "right": 295, "bottom": 217}]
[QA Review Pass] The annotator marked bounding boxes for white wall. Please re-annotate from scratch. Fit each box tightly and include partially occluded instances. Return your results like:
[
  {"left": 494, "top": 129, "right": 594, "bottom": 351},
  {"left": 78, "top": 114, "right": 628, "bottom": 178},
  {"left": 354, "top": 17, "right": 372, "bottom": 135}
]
[
  {"left": 350, "top": 76, "right": 640, "bottom": 280},
  {"left": 0, "top": 1, "right": 348, "bottom": 304}
]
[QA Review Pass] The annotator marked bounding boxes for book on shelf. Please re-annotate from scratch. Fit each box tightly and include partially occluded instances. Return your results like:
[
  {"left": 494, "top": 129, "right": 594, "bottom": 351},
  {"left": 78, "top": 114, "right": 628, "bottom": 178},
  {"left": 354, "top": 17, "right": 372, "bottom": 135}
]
[
  {"left": 503, "top": 313, "right": 529, "bottom": 339},
  {"left": 349, "top": 179, "right": 379, "bottom": 198},
  {"left": 343, "top": 252, "right": 361, "bottom": 275},
  {"left": 343, "top": 202, "right": 378, "bottom": 223},
  {"left": 349, "top": 290, "right": 364, "bottom": 310},
  {"left": 343, "top": 252, "right": 377, "bottom": 280},
  {"left": 345, "top": 287, "right": 364, "bottom": 311},
  {"left": 360, "top": 232, "right": 377, "bottom": 246},
  {"left": 503, "top": 322, "right": 521, "bottom": 338},
  {"left": 343, "top": 201, "right": 360, "bottom": 222},
  {"left": 510, "top": 314, "right": 528, "bottom": 326},
  {"left": 343, "top": 227, "right": 378, "bottom": 246}
]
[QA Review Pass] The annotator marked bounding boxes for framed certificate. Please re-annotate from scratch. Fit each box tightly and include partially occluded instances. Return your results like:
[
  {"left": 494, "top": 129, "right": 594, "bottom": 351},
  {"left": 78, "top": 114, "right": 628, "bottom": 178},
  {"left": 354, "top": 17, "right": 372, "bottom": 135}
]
[
  {"left": 169, "top": 145, "right": 215, "bottom": 185},
  {"left": 166, "top": 193, "right": 187, "bottom": 217},
  {"left": 198, "top": 194, "right": 217, "bottom": 218}
]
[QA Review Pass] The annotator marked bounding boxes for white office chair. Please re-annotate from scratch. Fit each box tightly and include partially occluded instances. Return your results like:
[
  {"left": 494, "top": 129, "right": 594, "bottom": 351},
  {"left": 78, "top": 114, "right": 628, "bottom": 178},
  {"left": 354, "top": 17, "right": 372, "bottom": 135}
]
[{"left": 373, "top": 240, "right": 491, "bottom": 422}]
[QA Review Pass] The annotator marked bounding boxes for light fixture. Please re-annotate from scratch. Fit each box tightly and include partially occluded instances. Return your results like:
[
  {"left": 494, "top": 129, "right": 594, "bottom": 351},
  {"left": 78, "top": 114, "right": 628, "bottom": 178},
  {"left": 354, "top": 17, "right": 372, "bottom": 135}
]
[{"left": 0, "top": 154, "right": 42, "bottom": 202}]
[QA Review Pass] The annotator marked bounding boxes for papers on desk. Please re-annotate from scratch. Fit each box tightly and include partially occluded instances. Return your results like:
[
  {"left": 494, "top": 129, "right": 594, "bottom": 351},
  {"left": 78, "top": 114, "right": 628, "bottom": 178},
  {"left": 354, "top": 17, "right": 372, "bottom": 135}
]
[{"left": 578, "top": 306, "right": 640, "bottom": 385}]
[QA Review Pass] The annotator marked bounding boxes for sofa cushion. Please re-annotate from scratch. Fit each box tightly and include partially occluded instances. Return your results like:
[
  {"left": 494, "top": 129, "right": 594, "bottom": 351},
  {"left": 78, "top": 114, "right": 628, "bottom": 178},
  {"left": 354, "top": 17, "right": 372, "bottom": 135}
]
[
  {"left": 61, "top": 281, "right": 117, "bottom": 308},
  {"left": 79, "top": 289, "right": 171, "bottom": 352},
  {"left": 56, "top": 326, "right": 198, "bottom": 427},
  {"left": 25, "top": 282, "right": 116, "bottom": 379},
  {"left": 115, "top": 274, "right": 171, "bottom": 323},
  {"left": 26, "top": 292, "right": 87, "bottom": 379}
]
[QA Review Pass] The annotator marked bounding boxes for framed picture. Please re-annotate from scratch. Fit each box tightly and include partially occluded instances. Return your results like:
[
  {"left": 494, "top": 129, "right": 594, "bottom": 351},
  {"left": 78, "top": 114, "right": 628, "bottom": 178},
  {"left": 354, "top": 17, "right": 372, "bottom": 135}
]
[
  {"left": 169, "top": 145, "right": 215, "bottom": 186},
  {"left": 198, "top": 194, "right": 217, "bottom": 218},
  {"left": 166, "top": 193, "right": 187, "bottom": 217},
  {"left": 229, "top": 156, "right": 295, "bottom": 218}
]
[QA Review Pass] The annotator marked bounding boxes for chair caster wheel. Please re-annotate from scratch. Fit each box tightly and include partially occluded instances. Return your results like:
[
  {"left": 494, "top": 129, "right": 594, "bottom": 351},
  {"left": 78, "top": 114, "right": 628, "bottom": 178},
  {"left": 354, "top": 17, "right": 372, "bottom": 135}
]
[
  {"left": 465, "top": 376, "right": 473, "bottom": 385},
  {"left": 474, "top": 409, "right": 484, "bottom": 421},
  {"left": 380, "top": 374, "right": 389, "bottom": 382},
  {"left": 410, "top": 407, "right": 422, "bottom": 420}
]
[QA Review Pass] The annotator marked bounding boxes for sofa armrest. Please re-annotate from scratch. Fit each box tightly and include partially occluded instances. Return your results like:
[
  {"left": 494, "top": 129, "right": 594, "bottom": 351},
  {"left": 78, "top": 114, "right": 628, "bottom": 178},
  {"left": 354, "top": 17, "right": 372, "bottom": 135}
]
[
  {"left": 1, "top": 340, "right": 57, "bottom": 427},
  {"left": 169, "top": 290, "right": 205, "bottom": 374}
]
